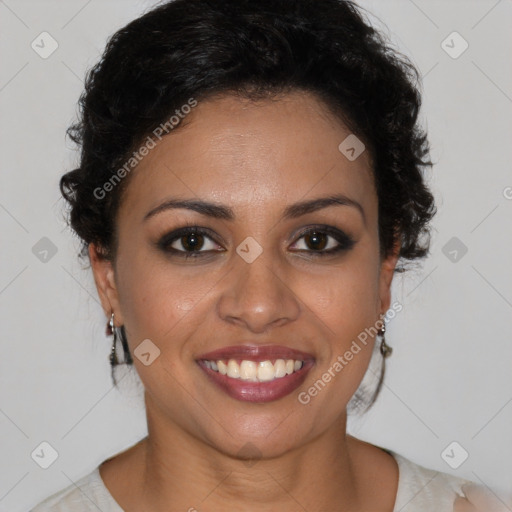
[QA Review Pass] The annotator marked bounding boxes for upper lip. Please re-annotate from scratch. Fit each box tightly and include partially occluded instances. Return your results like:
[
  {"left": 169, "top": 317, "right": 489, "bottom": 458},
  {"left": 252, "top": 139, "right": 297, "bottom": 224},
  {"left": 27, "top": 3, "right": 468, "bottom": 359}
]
[{"left": 196, "top": 344, "right": 315, "bottom": 362}]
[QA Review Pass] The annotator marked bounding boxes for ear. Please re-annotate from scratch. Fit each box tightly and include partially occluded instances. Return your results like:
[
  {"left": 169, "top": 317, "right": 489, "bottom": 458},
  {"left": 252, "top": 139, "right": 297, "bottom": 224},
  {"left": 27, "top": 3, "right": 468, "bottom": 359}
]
[
  {"left": 378, "top": 239, "right": 400, "bottom": 315},
  {"left": 89, "top": 243, "right": 124, "bottom": 326}
]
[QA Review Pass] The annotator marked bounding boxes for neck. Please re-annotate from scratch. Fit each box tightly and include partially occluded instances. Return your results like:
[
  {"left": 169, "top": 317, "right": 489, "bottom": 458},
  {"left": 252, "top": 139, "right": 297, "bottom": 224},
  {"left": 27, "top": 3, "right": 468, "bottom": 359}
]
[{"left": 139, "top": 395, "right": 362, "bottom": 512}]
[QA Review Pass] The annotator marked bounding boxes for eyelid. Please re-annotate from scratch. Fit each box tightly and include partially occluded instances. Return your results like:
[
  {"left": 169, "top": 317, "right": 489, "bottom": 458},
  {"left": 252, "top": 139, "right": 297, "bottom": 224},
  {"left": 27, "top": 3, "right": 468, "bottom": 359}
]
[
  {"left": 156, "top": 223, "right": 355, "bottom": 257},
  {"left": 289, "top": 224, "right": 356, "bottom": 252},
  {"left": 156, "top": 225, "right": 224, "bottom": 253},
  {"left": 291, "top": 224, "right": 351, "bottom": 240}
]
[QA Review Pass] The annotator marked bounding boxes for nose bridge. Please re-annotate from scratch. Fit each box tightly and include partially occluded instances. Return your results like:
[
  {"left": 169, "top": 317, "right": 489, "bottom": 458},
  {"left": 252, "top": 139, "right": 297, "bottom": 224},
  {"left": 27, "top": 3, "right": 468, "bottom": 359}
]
[{"left": 216, "top": 239, "right": 301, "bottom": 332}]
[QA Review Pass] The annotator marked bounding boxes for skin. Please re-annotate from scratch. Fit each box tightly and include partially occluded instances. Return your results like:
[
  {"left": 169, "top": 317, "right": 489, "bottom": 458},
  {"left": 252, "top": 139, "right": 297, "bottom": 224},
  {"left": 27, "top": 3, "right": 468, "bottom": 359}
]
[{"left": 90, "top": 91, "right": 400, "bottom": 511}]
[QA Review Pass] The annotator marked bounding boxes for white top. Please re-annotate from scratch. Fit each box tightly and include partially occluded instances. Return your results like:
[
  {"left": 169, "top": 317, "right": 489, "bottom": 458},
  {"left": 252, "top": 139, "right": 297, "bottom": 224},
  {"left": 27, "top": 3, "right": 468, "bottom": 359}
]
[{"left": 30, "top": 451, "right": 474, "bottom": 511}]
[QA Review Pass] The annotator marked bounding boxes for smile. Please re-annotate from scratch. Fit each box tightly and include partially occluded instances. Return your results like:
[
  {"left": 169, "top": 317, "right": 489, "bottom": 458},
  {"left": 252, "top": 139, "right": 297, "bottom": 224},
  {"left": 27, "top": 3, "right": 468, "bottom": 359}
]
[
  {"left": 200, "top": 358, "right": 304, "bottom": 382},
  {"left": 196, "top": 345, "right": 315, "bottom": 403}
]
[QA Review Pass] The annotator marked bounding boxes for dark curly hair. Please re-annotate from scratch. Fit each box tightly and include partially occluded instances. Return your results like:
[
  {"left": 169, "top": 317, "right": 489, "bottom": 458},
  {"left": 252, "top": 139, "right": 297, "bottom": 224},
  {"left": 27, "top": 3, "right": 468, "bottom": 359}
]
[{"left": 61, "top": 0, "right": 436, "bottom": 396}]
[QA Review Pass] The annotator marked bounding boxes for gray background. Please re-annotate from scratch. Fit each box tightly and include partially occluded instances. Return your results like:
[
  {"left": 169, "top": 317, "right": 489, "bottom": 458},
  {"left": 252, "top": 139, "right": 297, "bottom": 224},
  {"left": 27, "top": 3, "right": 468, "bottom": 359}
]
[{"left": 0, "top": 0, "right": 511, "bottom": 510}]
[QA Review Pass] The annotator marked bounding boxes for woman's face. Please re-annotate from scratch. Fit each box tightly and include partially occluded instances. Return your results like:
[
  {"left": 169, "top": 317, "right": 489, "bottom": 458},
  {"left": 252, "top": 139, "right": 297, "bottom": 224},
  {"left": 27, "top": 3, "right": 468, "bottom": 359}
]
[{"left": 92, "top": 91, "right": 398, "bottom": 457}]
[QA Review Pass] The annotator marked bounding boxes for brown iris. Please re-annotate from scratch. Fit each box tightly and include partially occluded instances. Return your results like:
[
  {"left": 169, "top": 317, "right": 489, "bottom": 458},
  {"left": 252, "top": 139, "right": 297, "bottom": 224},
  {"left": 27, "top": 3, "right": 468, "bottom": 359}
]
[
  {"left": 180, "top": 232, "right": 204, "bottom": 251},
  {"left": 304, "top": 231, "right": 328, "bottom": 251}
]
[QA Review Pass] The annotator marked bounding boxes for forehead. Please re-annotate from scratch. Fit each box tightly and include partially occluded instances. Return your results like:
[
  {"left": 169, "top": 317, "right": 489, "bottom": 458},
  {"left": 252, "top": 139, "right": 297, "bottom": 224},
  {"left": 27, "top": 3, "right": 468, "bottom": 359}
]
[{"left": 119, "top": 91, "right": 375, "bottom": 219}]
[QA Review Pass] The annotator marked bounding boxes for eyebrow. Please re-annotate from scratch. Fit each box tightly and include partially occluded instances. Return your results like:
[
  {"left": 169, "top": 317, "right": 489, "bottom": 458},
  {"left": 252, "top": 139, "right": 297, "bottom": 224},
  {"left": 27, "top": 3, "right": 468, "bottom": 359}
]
[{"left": 144, "top": 193, "right": 365, "bottom": 224}]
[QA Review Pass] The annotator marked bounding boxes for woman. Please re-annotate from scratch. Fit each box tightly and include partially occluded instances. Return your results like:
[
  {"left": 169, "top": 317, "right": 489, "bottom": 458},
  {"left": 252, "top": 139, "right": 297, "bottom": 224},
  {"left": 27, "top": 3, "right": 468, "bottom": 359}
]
[{"left": 30, "top": 0, "right": 498, "bottom": 510}]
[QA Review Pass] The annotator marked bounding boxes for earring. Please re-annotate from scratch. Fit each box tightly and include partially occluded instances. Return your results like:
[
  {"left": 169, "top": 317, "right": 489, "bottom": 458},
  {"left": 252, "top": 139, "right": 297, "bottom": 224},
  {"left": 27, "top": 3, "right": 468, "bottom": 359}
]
[
  {"left": 107, "top": 312, "right": 120, "bottom": 368},
  {"left": 378, "top": 320, "right": 393, "bottom": 358},
  {"left": 107, "top": 312, "right": 133, "bottom": 370}
]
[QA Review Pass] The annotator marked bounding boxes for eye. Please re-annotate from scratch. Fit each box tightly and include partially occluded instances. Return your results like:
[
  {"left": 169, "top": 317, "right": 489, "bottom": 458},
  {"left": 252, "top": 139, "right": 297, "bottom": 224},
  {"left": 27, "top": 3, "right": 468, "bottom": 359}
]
[
  {"left": 157, "top": 226, "right": 223, "bottom": 258},
  {"left": 157, "top": 224, "right": 355, "bottom": 260},
  {"left": 289, "top": 225, "right": 355, "bottom": 256}
]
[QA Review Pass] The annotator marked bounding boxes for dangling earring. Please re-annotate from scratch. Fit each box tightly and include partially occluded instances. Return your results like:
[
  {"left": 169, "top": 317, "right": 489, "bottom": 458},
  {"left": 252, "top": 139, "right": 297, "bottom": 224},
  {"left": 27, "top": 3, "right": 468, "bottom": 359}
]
[
  {"left": 365, "top": 318, "right": 392, "bottom": 411},
  {"left": 107, "top": 312, "right": 120, "bottom": 368},
  {"left": 107, "top": 312, "right": 133, "bottom": 370},
  {"left": 378, "top": 319, "right": 393, "bottom": 358}
]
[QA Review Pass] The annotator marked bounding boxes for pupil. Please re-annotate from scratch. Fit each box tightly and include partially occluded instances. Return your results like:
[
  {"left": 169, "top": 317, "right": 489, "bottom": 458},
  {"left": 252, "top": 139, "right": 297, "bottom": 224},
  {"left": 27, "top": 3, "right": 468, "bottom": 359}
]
[
  {"left": 306, "top": 231, "right": 327, "bottom": 250},
  {"left": 182, "top": 233, "right": 203, "bottom": 251}
]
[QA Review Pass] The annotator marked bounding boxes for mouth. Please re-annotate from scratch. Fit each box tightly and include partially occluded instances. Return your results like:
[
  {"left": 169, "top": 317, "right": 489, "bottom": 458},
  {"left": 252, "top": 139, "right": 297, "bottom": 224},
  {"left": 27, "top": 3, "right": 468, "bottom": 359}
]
[{"left": 196, "top": 345, "right": 315, "bottom": 403}]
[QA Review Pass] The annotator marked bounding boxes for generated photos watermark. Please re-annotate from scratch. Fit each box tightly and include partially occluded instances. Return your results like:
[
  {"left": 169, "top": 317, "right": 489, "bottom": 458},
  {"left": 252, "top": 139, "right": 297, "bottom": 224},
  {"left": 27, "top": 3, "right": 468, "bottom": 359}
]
[
  {"left": 298, "top": 300, "right": 403, "bottom": 405},
  {"left": 93, "top": 97, "right": 198, "bottom": 200}
]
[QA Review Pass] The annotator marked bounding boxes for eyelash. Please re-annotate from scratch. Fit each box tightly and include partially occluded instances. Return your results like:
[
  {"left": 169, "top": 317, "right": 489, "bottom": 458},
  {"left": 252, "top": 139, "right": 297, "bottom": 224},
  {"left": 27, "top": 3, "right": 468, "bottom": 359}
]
[{"left": 156, "top": 224, "right": 356, "bottom": 260}]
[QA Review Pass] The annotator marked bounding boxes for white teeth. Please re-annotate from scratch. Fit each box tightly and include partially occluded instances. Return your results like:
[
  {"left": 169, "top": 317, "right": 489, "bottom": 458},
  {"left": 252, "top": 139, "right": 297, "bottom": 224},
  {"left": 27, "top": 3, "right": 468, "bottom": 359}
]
[
  {"left": 240, "top": 360, "right": 258, "bottom": 381},
  {"left": 203, "top": 358, "right": 305, "bottom": 382},
  {"left": 274, "top": 359, "right": 286, "bottom": 378},
  {"left": 257, "top": 361, "right": 275, "bottom": 382},
  {"left": 227, "top": 360, "right": 240, "bottom": 378},
  {"left": 217, "top": 360, "right": 227, "bottom": 375}
]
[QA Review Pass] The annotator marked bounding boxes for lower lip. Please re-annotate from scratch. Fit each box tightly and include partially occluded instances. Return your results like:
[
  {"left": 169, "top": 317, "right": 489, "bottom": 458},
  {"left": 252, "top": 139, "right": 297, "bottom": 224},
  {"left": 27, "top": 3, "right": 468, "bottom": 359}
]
[{"left": 197, "top": 361, "right": 315, "bottom": 403}]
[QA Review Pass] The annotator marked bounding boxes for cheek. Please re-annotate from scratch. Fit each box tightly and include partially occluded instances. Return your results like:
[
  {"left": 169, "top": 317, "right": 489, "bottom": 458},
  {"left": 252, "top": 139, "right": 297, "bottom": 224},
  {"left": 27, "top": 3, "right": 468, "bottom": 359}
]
[
  {"left": 114, "top": 251, "right": 207, "bottom": 347},
  {"left": 294, "top": 268, "right": 380, "bottom": 422},
  {"left": 292, "top": 246, "right": 382, "bottom": 402},
  {"left": 298, "top": 251, "right": 382, "bottom": 342}
]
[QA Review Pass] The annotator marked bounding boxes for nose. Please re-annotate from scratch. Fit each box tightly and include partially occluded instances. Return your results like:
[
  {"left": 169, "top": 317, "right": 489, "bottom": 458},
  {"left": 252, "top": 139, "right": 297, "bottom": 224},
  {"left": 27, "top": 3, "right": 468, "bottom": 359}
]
[{"left": 216, "top": 248, "right": 301, "bottom": 333}]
